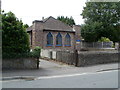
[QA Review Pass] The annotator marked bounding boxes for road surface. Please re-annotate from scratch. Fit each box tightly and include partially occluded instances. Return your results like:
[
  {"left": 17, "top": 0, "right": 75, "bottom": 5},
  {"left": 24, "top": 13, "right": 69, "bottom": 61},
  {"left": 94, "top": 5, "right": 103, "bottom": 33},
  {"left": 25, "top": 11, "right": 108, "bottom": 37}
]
[{"left": 2, "top": 70, "right": 118, "bottom": 88}]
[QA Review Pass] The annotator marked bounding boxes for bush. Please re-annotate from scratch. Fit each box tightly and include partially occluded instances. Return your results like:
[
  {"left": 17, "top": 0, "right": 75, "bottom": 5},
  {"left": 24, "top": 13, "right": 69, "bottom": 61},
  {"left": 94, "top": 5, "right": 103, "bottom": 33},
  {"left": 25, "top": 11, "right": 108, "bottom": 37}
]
[
  {"left": 3, "top": 46, "right": 41, "bottom": 59},
  {"left": 31, "top": 46, "right": 41, "bottom": 58},
  {"left": 98, "top": 37, "right": 111, "bottom": 42}
]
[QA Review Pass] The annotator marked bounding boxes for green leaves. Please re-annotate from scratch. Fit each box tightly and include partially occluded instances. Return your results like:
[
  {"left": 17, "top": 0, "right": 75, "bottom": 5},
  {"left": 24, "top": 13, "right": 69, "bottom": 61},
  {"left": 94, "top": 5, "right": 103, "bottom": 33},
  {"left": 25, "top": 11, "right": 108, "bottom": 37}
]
[
  {"left": 98, "top": 37, "right": 111, "bottom": 42},
  {"left": 57, "top": 16, "right": 75, "bottom": 26},
  {"left": 2, "top": 11, "right": 30, "bottom": 56},
  {"left": 81, "top": 2, "right": 120, "bottom": 42},
  {"left": 81, "top": 22, "right": 102, "bottom": 42}
]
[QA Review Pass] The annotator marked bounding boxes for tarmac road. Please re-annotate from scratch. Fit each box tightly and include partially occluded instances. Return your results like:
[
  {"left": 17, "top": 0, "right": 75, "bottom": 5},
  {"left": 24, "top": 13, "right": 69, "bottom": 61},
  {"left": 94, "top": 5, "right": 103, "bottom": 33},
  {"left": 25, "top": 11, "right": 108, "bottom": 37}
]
[{"left": 2, "top": 70, "right": 118, "bottom": 88}]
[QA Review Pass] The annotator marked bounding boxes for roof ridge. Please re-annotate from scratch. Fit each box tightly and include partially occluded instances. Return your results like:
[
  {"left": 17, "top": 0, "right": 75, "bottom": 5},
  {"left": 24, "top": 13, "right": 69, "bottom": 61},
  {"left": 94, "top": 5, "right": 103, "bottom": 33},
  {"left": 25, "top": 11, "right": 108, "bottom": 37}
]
[
  {"left": 42, "top": 16, "right": 54, "bottom": 22},
  {"left": 43, "top": 16, "right": 73, "bottom": 29}
]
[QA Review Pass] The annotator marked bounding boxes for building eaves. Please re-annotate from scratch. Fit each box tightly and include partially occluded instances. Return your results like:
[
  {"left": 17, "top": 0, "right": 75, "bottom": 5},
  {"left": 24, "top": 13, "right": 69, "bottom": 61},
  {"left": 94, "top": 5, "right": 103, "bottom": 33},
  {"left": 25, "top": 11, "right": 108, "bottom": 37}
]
[
  {"left": 26, "top": 25, "right": 33, "bottom": 32},
  {"left": 43, "top": 29, "right": 75, "bottom": 33}
]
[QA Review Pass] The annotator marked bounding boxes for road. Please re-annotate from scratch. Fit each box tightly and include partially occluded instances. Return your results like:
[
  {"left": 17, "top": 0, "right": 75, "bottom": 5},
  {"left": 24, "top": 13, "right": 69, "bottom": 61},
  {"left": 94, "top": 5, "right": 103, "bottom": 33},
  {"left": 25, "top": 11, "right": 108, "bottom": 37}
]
[{"left": 2, "top": 70, "right": 118, "bottom": 88}]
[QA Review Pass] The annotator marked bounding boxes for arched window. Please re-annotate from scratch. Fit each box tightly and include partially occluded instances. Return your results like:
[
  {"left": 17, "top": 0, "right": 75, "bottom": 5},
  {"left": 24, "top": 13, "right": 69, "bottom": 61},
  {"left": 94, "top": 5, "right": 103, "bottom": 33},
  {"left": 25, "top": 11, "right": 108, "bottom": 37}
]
[
  {"left": 56, "top": 32, "right": 62, "bottom": 46},
  {"left": 65, "top": 33, "right": 71, "bottom": 46},
  {"left": 46, "top": 32, "right": 53, "bottom": 46}
]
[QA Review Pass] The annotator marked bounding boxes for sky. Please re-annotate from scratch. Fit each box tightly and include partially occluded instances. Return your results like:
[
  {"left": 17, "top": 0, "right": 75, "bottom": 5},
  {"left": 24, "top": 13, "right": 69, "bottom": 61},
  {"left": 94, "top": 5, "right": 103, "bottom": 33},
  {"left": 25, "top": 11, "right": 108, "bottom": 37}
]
[{"left": 2, "top": 0, "right": 86, "bottom": 26}]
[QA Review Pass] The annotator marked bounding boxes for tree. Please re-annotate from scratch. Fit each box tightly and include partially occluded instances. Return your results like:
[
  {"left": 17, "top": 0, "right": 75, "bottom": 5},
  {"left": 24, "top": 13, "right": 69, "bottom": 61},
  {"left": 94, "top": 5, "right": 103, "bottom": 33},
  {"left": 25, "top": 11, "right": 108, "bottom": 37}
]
[
  {"left": 2, "top": 11, "right": 30, "bottom": 54},
  {"left": 81, "top": 22, "right": 102, "bottom": 42},
  {"left": 81, "top": 2, "right": 120, "bottom": 42},
  {"left": 57, "top": 16, "right": 75, "bottom": 26},
  {"left": 24, "top": 24, "right": 29, "bottom": 28}
]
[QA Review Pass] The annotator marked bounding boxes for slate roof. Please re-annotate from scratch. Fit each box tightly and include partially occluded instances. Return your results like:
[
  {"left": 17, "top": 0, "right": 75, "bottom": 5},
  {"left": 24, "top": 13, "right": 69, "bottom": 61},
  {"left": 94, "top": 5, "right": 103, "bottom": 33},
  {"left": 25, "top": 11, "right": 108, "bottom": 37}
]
[
  {"left": 26, "top": 25, "right": 33, "bottom": 32},
  {"left": 27, "top": 16, "right": 75, "bottom": 32}
]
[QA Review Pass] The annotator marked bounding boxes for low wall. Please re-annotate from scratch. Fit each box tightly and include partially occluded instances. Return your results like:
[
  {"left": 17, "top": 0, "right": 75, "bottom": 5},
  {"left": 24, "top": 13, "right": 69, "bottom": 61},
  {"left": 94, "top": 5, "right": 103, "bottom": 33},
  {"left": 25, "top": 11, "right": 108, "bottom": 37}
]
[
  {"left": 41, "top": 49, "right": 119, "bottom": 67},
  {"left": 56, "top": 51, "right": 118, "bottom": 66},
  {"left": 77, "top": 51, "right": 119, "bottom": 66},
  {"left": 2, "top": 58, "right": 38, "bottom": 69},
  {"left": 56, "top": 51, "right": 75, "bottom": 65},
  {"left": 41, "top": 49, "right": 52, "bottom": 59},
  {"left": 41, "top": 49, "right": 57, "bottom": 59}
]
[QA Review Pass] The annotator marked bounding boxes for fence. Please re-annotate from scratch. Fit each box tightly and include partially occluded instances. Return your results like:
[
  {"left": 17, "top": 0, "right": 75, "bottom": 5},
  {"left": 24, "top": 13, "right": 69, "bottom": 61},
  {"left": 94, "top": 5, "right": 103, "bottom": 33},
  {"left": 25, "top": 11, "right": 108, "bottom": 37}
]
[{"left": 81, "top": 41, "right": 113, "bottom": 49}]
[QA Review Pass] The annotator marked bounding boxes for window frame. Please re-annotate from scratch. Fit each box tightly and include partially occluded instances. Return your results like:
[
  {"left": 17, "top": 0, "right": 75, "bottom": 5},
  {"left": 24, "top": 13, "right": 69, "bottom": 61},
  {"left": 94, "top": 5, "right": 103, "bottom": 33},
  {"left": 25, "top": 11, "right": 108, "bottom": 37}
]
[
  {"left": 65, "top": 33, "right": 71, "bottom": 47},
  {"left": 46, "top": 32, "right": 53, "bottom": 46},
  {"left": 56, "top": 32, "right": 62, "bottom": 46}
]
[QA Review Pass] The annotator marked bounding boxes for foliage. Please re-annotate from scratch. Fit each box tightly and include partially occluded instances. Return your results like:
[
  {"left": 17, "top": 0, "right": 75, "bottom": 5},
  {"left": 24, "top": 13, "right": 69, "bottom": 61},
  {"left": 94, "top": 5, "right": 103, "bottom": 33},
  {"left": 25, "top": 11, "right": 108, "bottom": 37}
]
[
  {"left": 81, "top": 2, "right": 120, "bottom": 42},
  {"left": 2, "top": 11, "right": 30, "bottom": 55},
  {"left": 3, "top": 47, "right": 41, "bottom": 59},
  {"left": 98, "top": 37, "right": 111, "bottom": 42},
  {"left": 24, "top": 24, "right": 29, "bottom": 28},
  {"left": 81, "top": 22, "right": 102, "bottom": 42},
  {"left": 57, "top": 16, "right": 75, "bottom": 26},
  {"left": 31, "top": 46, "right": 41, "bottom": 58}
]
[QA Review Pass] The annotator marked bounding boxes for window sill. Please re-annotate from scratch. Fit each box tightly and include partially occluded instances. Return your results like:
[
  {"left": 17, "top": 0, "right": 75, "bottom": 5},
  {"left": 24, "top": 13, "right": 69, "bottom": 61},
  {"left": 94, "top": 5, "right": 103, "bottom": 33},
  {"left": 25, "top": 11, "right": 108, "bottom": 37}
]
[
  {"left": 56, "top": 45, "right": 62, "bottom": 46},
  {"left": 65, "top": 45, "right": 71, "bottom": 47},
  {"left": 46, "top": 45, "right": 53, "bottom": 47}
]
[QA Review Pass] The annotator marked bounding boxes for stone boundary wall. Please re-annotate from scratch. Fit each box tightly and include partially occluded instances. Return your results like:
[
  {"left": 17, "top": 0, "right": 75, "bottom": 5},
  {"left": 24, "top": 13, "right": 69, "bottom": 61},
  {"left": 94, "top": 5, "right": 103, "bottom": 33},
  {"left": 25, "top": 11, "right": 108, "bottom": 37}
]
[
  {"left": 77, "top": 51, "right": 119, "bottom": 66},
  {"left": 56, "top": 51, "right": 75, "bottom": 65},
  {"left": 56, "top": 51, "right": 119, "bottom": 66},
  {"left": 41, "top": 49, "right": 119, "bottom": 67},
  {"left": 2, "top": 58, "right": 38, "bottom": 69}
]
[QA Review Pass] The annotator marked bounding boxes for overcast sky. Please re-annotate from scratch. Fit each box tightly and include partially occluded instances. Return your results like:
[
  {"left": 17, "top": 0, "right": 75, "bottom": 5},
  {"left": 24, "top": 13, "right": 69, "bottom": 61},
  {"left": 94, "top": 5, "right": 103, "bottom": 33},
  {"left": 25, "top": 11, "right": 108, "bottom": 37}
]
[{"left": 2, "top": 0, "right": 86, "bottom": 26}]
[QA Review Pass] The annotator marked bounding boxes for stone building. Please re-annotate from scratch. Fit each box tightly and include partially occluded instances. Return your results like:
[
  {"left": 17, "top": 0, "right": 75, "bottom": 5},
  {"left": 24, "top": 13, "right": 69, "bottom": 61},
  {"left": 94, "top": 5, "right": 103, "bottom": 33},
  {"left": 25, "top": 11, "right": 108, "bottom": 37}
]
[{"left": 27, "top": 16, "right": 81, "bottom": 51}]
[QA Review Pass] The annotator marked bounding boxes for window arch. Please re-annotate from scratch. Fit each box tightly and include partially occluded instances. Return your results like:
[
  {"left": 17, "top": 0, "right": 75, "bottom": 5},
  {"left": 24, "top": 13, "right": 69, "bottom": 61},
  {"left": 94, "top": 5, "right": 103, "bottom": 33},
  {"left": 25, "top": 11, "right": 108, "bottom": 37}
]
[
  {"left": 65, "top": 33, "right": 71, "bottom": 46},
  {"left": 56, "top": 32, "right": 62, "bottom": 46},
  {"left": 46, "top": 32, "right": 53, "bottom": 46}
]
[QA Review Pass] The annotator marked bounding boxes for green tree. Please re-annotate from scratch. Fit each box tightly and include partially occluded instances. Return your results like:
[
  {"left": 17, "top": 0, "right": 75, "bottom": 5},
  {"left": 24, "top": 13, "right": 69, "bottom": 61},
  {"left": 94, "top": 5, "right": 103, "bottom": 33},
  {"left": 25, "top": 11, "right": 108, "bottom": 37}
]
[
  {"left": 81, "top": 2, "right": 120, "bottom": 42},
  {"left": 81, "top": 22, "right": 102, "bottom": 42},
  {"left": 2, "top": 11, "right": 30, "bottom": 54},
  {"left": 57, "top": 16, "right": 75, "bottom": 26},
  {"left": 24, "top": 24, "right": 29, "bottom": 28}
]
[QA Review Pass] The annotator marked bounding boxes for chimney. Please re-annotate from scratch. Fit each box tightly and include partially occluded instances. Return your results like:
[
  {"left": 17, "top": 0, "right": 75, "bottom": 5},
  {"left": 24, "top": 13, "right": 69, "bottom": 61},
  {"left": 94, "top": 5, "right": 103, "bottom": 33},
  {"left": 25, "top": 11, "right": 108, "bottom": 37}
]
[{"left": 73, "top": 25, "right": 81, "bottom": 39}]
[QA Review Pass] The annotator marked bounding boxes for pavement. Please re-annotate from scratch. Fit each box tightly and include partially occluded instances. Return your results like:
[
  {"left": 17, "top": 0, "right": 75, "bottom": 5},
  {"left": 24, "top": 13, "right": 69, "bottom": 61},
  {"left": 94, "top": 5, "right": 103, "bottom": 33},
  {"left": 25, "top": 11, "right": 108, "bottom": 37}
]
[{"left": 2, "top": 59, "right": 119, "bottom": 80}]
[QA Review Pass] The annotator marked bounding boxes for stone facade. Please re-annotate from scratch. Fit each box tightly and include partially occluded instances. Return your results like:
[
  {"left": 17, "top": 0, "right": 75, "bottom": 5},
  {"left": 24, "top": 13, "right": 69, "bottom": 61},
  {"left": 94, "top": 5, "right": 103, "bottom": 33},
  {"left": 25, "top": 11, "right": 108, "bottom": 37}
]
[
  {"left": 2, "top": 58, "right": 38, "bottom": 69},
  {"left": 73, "top": 25, "right": 82, "bottom": 50},
  {"left": 27, "top": 16, "right": 81, "bottom": 51}
]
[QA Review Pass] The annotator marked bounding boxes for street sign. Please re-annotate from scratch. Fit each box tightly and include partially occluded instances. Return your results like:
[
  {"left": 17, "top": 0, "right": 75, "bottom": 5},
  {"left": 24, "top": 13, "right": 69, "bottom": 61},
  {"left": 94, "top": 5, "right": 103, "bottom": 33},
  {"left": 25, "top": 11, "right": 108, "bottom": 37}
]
[{"left": 76, "top": 40, "right": 81, "bottom": 42}]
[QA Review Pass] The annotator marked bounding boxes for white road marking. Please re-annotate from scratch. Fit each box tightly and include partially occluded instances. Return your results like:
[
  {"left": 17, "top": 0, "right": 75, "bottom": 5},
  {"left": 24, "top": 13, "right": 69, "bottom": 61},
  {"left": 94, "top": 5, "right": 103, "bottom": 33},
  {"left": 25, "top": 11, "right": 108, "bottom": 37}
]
[
  {"left": 1, "top": 70, "right": 118, "bottom": 82},
  {"left": 35, "top": 70, "right": 118, "bottom": 80}
]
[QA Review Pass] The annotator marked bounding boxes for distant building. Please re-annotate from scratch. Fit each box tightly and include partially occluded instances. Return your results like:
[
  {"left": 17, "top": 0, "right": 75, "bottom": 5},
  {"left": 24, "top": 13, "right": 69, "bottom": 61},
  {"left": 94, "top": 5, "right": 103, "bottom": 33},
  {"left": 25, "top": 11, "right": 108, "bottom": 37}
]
[{"left": 27, "top": 16, "right": 81, "bottom": 51}]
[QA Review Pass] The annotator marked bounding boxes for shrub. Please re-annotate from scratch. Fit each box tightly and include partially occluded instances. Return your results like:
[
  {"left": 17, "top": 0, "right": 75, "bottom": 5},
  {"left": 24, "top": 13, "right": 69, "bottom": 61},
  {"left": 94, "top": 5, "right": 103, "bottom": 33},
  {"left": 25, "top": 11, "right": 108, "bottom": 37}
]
[
  {"left": 98, "top": 37, "right": 111, "bottom": 42},
  {"left": 31, "top": 46, "right": 41, "bottom": 58},
  {"left": 2, "top": 47, "right": 41, "bottom": 59}
]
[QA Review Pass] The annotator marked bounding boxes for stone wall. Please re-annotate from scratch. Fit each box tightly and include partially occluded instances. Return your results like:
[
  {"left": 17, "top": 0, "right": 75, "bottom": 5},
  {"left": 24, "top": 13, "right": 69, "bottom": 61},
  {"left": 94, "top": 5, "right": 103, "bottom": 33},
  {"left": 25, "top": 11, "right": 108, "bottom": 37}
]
[
  {"left": 41, "top": 49, "right": 119, "bottom": 67},
  {"left": 77, "top": 51, "right": 119, "bottom": 66},
  {"left": 2, "top": 58, "right": 38, "bottom": 69},
  {"left": 56, "top": 51, "right": 75, "bottom": 65}
]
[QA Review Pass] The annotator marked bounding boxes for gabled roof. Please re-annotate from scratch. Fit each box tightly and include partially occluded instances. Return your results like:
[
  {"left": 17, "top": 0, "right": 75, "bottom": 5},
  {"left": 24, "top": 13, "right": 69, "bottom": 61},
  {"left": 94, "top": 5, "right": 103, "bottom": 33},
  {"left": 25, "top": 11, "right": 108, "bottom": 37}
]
[
  {"left": 27, "top": 16, "right": 75, "bottom": 32},
  {"left": 43, "top": 16, "right": 74, "bottom": 32}
]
